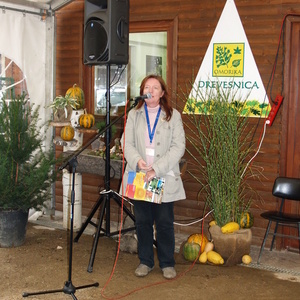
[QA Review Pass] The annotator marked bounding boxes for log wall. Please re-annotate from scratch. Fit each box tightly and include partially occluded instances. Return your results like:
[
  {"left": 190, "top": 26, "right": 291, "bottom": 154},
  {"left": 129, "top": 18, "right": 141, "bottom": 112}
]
[{"left": 54, "top": 0, "right": 300, "bottom": 248}]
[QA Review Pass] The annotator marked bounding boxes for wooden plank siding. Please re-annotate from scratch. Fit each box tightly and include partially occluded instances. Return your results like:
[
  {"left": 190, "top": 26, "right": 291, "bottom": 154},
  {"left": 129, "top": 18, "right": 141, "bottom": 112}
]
[{"left": 54, "top": 0, "right": 300, "bottom": 249}]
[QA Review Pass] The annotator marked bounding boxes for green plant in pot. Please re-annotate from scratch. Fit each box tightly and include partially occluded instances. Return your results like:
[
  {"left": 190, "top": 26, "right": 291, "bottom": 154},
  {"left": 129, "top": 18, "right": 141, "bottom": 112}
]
[
  {"left": 0, "top": 95, "right": 57, "bottom": 247},
  {"left": 180, "top": 81, "right": 261, "bottom": 265},
  {"left": 48, "top": 94, "right": 79, "bottom": 123}
]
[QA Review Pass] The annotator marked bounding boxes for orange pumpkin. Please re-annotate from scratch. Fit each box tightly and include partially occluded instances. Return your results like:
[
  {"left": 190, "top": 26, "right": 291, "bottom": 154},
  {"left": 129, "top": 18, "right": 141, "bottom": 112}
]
[
  {"left": 60, "top": 126, "right": 75, "bottom": 141},
  {"left": 65, "top": 84, "right": 85, "bottom": 110},
  {"left": 79, "top": 112, "right": 95, "bottom": 128},
  {"left": 187, "top": 233, "right": 208, "bottom": 253}
]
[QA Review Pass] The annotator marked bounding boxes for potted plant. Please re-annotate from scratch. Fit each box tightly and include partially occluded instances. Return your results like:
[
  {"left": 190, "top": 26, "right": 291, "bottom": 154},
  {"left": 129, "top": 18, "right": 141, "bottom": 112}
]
[
  {"left": 0, "top": 95, "right": 57, "bottom": 247},
  {"left": 48, "top": 94, "right": 79, "bottom": 123},
  {"left": 180, "top": 82, "right": 262, "bottom": 265},
  {"left": 49, "top": 84, "right": 85, "bottom": 124}
]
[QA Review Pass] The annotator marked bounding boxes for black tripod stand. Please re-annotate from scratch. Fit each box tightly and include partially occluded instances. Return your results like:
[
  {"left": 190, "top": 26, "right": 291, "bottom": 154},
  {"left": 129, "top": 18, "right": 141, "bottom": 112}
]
[
  {"left": 22, "top": 65, "right": 136, "bottom": 298},
  {"left": 74, "top": 65, "right": 137, "bottom": 272}
]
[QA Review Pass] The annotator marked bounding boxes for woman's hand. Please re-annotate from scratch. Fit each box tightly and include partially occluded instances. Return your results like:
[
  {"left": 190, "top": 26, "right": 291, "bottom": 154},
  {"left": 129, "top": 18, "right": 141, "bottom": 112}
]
[
  {"left": 137, "top": 159, "right": 152, "bottom": 171},
  {"left": 145, "top": 169, "right": 156, "bottom": 182}
]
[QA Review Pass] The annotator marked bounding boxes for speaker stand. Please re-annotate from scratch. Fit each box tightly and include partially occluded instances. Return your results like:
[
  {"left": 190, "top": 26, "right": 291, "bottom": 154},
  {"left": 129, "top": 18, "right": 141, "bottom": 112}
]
[{"left": 74, "top": 64, "right": 137, "bottom": 272}]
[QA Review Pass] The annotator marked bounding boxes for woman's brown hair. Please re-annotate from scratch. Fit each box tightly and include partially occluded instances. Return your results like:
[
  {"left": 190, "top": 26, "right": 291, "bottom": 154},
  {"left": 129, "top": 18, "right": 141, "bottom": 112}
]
[{"left": 136, "top": 74, "right": 173, "bottom": 121}]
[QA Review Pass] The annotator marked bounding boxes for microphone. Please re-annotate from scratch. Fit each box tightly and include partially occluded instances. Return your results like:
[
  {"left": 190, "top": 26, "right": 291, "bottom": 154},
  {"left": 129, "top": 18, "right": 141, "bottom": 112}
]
[{"left": 132, "top": 93, "right": 152, "bottom": 101}]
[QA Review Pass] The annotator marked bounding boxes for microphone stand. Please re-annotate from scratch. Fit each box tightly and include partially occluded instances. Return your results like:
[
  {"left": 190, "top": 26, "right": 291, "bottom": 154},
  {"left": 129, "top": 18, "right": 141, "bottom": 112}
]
[{"left": 22, "top": 65, "right": 141, "bottom": 297}]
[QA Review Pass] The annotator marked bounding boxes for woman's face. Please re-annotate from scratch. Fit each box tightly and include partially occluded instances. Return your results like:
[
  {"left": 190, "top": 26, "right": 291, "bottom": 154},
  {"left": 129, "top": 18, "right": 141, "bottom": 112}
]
[{"left": 143, "top": 78, "right": 164, "bottom": 108}]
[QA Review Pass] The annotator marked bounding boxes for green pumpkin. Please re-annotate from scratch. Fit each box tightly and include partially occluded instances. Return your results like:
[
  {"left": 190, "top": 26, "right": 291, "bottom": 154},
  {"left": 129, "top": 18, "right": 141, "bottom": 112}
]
[
  {"left": 60, "top": 125, "right": 75, "bottom": 141},
  {"left": 240, "top": 212, "right": 254, "bottom": 228},
  {"left": 65, "top": 84, "right": 85, "bottom": 110},
  {"left": 183, "top": 242, "right": 201, "bottom": 262}
]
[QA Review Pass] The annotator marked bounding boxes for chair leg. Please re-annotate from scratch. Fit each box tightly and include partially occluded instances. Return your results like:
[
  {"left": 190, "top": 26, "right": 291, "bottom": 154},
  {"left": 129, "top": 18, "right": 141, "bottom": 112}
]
[
  {"left": 257, "top": 221, "right": 272, "bottom": 264},
  {"left": 270, "top": 221, "right": 279, "bottom": 251}
]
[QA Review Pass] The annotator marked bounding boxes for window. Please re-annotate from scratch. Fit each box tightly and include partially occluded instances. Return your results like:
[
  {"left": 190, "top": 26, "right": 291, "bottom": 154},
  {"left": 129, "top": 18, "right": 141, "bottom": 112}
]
[
  {"left": 94, "top": 32, "right": 167, "bottom": 115},
  {"left": 93, "top": 18, "right": 177, "bottom": 115},
  {"left": 0, "top": 54, "right": 28, "bottom": 101}
]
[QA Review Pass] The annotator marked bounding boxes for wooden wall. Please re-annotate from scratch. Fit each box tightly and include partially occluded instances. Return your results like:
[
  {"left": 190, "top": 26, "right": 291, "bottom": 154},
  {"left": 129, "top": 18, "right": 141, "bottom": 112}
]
[{"left": 54, "top": 0, "right": 300, "bottom": 249}]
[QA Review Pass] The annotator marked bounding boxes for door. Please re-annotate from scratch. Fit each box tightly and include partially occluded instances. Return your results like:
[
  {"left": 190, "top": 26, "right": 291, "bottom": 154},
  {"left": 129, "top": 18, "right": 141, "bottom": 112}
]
[{"left": 282, "top": 16, "right": 300, "bottom": 251}]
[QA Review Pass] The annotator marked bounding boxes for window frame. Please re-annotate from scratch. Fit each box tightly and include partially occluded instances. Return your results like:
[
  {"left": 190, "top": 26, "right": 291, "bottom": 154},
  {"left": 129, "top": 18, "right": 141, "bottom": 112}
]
[{"left": 87, "top": 17, "right": 178, "bottom": 116}]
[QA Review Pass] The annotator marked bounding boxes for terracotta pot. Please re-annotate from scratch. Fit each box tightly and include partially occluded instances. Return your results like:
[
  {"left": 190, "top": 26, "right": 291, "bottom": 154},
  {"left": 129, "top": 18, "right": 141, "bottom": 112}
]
[{"left": 209, "top": 225, "right": 252, "bottom": 266}]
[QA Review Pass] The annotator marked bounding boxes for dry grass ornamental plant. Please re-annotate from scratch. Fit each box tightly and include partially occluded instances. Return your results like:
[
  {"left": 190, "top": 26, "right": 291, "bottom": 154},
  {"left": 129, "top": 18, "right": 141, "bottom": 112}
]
[{"left": 180, "top": 82, "right": 259, "bottom": 227}]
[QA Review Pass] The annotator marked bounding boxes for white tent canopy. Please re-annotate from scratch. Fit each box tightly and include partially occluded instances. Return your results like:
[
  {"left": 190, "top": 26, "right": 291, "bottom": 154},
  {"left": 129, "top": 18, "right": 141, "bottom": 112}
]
[
  {"left": 0, "top": 0, "right": 74, "bottom": 12},
  {"left": 0, "top": 0, "right": 74, "bottom": 148},
  {"left": 0, "top": 0, "right": 75, "bottom": 214}
]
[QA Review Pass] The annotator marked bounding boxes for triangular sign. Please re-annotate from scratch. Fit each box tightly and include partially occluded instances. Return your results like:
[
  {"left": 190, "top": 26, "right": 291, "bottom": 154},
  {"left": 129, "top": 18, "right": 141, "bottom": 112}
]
[{"left": 187, "top": 0, "right": 269, "bottom": 117}]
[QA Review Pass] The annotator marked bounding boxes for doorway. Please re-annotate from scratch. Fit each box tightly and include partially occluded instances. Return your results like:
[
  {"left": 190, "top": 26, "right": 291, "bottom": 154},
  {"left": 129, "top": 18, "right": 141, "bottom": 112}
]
[{"left": 282, "top": 15, "right": 300, "bottom": 251}]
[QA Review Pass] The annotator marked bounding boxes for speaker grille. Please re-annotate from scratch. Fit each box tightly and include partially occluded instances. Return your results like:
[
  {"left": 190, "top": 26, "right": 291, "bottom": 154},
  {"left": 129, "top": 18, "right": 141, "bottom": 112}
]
[{"left": 84, "top": 19, "right": 108, "bottom": 63}]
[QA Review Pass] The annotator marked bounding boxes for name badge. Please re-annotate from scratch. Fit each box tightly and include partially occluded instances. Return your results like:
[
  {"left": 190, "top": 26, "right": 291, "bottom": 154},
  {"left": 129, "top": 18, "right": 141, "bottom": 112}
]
[{"left": 146, "top": 148, "right": 155, "bottom": 157}]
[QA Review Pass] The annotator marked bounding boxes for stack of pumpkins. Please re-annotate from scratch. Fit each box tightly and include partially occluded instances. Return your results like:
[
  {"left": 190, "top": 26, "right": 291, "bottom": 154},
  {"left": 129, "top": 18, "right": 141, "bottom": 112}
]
[
  {"left": 183, "top": 212, "right": 254, "bottom": 266},
  {"left": 60, "top": 84, "right": 95, "bottom": 142}
]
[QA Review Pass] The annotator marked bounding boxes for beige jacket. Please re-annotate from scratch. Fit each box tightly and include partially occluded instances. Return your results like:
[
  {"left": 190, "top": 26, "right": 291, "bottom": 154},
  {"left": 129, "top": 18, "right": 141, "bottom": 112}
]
[{"left": 120, "top": 104, "right": 186, "bottom": 203}]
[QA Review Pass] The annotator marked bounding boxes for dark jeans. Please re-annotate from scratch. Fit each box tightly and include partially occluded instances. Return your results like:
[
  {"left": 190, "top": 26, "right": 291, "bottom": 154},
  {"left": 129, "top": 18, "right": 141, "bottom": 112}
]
[{"left": 133, "top": 200, "right": 175, "bottom": 269}]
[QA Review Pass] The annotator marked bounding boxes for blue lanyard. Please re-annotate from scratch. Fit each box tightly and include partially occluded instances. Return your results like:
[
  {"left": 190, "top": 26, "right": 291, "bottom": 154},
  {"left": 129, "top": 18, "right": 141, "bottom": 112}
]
[{"left": 144, "top": 104, "right": 161, "bottom": 144}]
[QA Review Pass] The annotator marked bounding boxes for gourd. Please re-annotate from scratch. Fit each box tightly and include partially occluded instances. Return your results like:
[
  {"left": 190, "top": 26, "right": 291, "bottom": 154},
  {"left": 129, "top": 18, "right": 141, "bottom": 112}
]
[
  {"left": 60, "top": 125, "right": 75, "bottom": 141},
  {"left": 65, "top": 84, "right": 85, "bottom": 110},
  {"left": 240, "top": 212, "right": 254, "bottom": 228},
  {"left": 209, "top": 220, "right": 216, "bottom": 226},
  {"left": 199, "top": 251, "right": 208, "bottom": 263},
  {"left": 183, "top": 242, "right": 201, "bottom": 262},
  {"left": 221, "top": 222, "right": 240, "bottom": 234},
  {"left": 242, "top": 254, "right": 252, "bottom": 265},
  {"left": 204, "top": 241, "right": 214, "bottom": 253},
  {"left": 187, "top": 233, "right": 208, "bottom": 253},
  {"left": 207, "top": 251, "right": 224, "bottom": 265},
  {"left": 79, "top": 110, "right": 95, "bottom": 129}
]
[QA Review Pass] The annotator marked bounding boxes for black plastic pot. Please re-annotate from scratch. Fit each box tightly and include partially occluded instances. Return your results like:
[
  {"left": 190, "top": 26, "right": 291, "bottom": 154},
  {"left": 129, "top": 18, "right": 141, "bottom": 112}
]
[{"left": 0, "top": 209, "right": 29, "bottom": 247}]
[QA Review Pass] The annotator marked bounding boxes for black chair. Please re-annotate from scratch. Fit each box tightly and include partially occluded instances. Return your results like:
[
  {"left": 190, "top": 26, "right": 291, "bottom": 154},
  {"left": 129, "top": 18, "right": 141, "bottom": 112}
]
[{"left": 257, "top": 177, "right": 300, "bottom": 264}]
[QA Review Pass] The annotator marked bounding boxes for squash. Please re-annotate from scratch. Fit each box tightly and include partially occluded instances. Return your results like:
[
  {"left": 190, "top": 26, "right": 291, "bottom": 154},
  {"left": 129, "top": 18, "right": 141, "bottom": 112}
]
[
  {"left": 209, "top": 220, "right": 216, "bottom": 226},
  {"left": 60, "top": 125, "right": 75, "bottom": 141},
  {"left": 65, "top": 84, "right": 85, "bottom": 110},
  {"left": 240, "top": 212, "right": 254, "bottom": 228},
  {"left": 199, "top": 251, "right": 208, "bottom": 263},
  {"left": 204, "top": 241, "right": 214, "bottom": 253},
  {"left": 183, "top": 242, "right": 201, "bottom": 262},
  {"left": 207, "top": 251, "right": 224, "bottom": 265},
  {"left": 79, "top": 111, "right": 95, "bottom": 129},
  {"left": 187, "top": 233, "right": 208, "bottom": 253},
  {"left": 242, "top": 254, "right": 252, "bottom": 265},
  {"left": 221, "top": 222, "right": 240, "bottom": 234}
]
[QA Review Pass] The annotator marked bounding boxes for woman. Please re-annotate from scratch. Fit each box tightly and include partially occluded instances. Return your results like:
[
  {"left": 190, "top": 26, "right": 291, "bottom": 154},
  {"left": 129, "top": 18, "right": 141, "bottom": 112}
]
[{"left": 121, "top": 75, "right": 186, "bottom": 279}]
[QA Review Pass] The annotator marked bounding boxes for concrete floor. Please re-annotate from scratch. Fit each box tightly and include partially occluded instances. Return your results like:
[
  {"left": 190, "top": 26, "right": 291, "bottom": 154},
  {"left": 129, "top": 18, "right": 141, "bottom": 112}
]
[{"left": 29, "top": 210, "right": 300, "bottom": 282}]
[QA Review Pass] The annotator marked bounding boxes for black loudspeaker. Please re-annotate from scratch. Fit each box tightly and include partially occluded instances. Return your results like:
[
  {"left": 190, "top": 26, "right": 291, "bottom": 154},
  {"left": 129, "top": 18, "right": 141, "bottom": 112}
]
[{"left": 84, "top": 0, "right": 129, "bottom": 65}]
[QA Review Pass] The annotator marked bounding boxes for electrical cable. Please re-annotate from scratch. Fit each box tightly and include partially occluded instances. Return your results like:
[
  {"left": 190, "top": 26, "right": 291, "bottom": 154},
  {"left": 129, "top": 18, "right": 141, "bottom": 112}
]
[
  {"left": 100, "top": 98, "right": 129, "bottom": 299},
  {"left": 98, "top": 16, "right": 300, "bottom": 297},
  {"left": 241, "top": 14, "right": 300, "bottom": 176},
  {"left": 173, "top": 209, "right": 214, "bottom": 227},
  {"left": 268, "top": 13, "right": 300, "bottom": 101},
  {"left": 241, "top": 119, "right": 267, "bottom": 178},
  {"left": 99, "top": 100, "right": 214, "bottom": 299},
  {"left": 110, "top": 65, "right": 127, "bottom": 89},
  {"left": 246, "top": 15, "right": 296, "bottom": 147}
]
